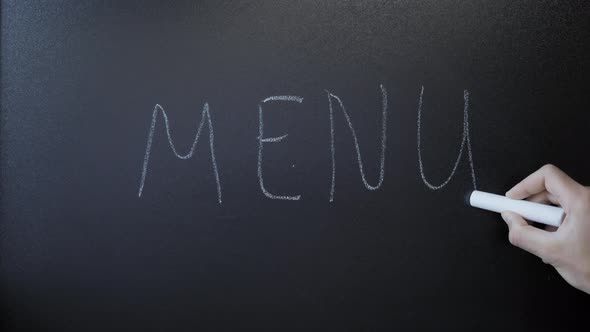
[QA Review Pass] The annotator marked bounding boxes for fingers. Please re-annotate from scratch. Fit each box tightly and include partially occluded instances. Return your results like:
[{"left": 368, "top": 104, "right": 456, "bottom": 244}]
[
  {"left": 526, "top": 191, "right": 559, "bottom": 205},
  {"left": 501, "top": 211, "right": 558, "bottom": 262},
  {"left": 506, "top": 164, "right": 582, "bottom": 209}
]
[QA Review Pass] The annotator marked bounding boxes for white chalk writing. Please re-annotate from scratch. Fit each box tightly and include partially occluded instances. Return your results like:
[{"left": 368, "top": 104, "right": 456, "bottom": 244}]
[
  {"left": 416, "top": 86, "right": 477, "bottom": 190},
  {"left": 327, "top": 85, "right": 388, "bottom": 202},
  {"left": 257, "top": 95, "right": 304, "bottom": 200},
  {"left": 137, "top": 103, "right": 222, "bottom": 203}
]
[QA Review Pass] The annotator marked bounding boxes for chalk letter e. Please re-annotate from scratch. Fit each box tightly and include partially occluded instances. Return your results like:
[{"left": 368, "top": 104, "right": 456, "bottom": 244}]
[{"left": 257, "top": 96, "right": 303, "bottom": 200}]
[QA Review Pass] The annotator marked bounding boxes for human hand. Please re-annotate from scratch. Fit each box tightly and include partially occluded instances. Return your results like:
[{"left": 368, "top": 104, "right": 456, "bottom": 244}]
[{"left": 501, "top": 164, "right": 590, "bottom": 294}]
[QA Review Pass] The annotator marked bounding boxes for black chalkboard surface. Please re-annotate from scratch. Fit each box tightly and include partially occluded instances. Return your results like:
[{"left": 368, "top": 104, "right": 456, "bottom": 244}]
[{"left": 1, "top": 1, "right": 589, "bottom": 331}]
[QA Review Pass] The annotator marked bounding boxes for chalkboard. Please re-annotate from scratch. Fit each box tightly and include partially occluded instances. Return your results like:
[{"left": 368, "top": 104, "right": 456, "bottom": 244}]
[{"left": 1, "top": 1, "right": 589, "bottom": 331}]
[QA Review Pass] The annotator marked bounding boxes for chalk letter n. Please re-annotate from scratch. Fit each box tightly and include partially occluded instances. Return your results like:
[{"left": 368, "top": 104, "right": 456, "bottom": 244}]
[{"left": 327, "top": 85, "right": 388, "bottom": 202}]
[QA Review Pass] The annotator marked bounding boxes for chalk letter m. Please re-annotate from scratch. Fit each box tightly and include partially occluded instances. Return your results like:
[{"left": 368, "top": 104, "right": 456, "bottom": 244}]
[{"left": 137, "top": 103, "right": 222, "bottom": 203}]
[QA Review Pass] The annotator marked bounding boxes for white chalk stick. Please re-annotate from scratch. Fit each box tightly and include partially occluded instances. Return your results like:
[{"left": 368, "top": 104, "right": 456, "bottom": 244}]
[{"left": 469, "top": 190, "right": 565, "bottom": 227}]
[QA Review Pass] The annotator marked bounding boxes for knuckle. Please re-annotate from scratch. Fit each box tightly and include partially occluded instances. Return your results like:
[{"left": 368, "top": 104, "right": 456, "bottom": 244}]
[
  {"left": 508, "top": 228, "right": 521, "bottom": 246},
  {"left": 542, "top": 164, "right": 558, "bottom": 174},
  {"left": 572, "top": 188, "right": 590, "bottom": 209}
]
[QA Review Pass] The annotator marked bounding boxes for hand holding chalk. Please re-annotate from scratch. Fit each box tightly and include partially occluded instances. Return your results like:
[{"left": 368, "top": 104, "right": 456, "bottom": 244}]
[
  {"left": 493, "top": 165, "right": 590, "bottom": 294},
  {"left": 470, "top": 190, "right": 565, "bottom": 227}
]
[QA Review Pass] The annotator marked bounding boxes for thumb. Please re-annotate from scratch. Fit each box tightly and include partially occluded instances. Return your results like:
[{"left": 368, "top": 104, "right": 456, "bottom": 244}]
[{"left": 501, "top": 211, "right": 557, "bottom": 262}]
